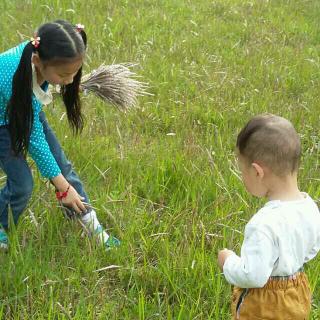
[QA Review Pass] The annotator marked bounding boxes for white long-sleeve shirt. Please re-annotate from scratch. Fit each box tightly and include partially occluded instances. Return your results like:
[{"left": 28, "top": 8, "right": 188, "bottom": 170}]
[{"left": 223, "top": 193, "right": 320, "bottom": 288}]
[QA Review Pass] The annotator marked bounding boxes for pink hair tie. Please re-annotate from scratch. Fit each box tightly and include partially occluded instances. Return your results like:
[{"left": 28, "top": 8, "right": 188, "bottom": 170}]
[
  {"left": 30, "top": 35, "right": 40, "bottom": 49},
  {"left": 75, "top": 24, "right": 85, "bottom": 32}
]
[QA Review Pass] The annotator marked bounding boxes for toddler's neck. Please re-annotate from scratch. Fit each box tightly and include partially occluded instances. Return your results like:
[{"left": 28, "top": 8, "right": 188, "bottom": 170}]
[{"left": 266, "top": 174, "right": 303, "bottom": 202}]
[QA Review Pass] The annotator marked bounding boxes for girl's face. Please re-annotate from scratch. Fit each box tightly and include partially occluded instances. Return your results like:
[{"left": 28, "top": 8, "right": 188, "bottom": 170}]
[
  {"left": 42, "top": 58, "right": 83, "bottom": 86},
  {"left": 32, "top": 54, "right": 83, "bottom": 86}
]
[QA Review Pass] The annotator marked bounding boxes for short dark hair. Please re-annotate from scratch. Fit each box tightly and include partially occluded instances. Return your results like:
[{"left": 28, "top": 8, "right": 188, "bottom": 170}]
[{"left": 236, "top": 114, "right": 301, "bottom": 176}]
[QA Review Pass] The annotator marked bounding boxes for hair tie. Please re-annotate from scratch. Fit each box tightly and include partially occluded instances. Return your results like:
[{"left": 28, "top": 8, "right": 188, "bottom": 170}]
[
  {"left": 75, "top": 24, "right": 85, "bottom": 33},
  {"left": 30, "top": 35, "right": 40, "bottom": 49}
]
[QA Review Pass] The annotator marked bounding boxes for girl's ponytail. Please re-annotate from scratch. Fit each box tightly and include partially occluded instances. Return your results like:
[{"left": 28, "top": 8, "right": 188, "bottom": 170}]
[
  {"left": 5, "top": 42, "right": 34, "bottom": 156},
  {"left": 60, "top": 28, "right": 87, "bottom": 134},
  {"left": 60, "top": 67, "right": 83, "bottom": 133},
  {"left": 78, "top": 29, "right": 87, "bottom": 48}
]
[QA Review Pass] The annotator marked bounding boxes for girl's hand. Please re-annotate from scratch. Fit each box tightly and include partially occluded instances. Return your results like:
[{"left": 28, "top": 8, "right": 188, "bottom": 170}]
[
  {"left": 60, "top": 184, "right": 87, "bottom": 214},
  {"left": 218, "top": 248, "right": 234, "bottom": 271}
]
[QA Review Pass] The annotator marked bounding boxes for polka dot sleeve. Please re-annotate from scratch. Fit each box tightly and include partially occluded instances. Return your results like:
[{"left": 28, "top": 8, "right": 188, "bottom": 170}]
[
  {"left": 0, "top": 42, "right": 61, "bottom": 179},
  {"left": 0, "top": 93, "right": 5, "bottom": 125},
  {"left": 29, "top": 103, "right": 61, "bottom": 179}
]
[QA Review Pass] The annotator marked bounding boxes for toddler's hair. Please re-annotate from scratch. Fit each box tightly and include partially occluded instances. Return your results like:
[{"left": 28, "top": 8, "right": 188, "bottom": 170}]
[{"left": 236, "top": 114, "right": 301, "bottom": 176}]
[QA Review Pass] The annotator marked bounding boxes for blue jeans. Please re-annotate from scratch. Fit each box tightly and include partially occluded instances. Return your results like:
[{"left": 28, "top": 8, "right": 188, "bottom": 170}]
[{"left": 0, "top": 111, "right": 89, "bottom": 230}]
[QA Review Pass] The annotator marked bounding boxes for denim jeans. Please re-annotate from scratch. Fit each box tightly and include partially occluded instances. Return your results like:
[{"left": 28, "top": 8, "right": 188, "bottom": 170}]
[{"left": 0, "top": 111, "right": 89, "bottom": 230}]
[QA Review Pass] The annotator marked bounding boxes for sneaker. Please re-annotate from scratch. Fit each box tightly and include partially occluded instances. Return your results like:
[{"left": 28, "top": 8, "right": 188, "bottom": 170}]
[
  {"left": 94, "top": 225, "right": 120, "bottom": 250},
  {"left": 0, "top": 229, "right": 8, "bottom": 250},
  {"left": 104, "top": 235, "right": 121, "bottom": 250}
]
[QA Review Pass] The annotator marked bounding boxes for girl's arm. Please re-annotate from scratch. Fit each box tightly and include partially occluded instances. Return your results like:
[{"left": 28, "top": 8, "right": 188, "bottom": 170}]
[
  {"left": 51, "top": 174, "right": 87, "bottom": 213},
  {"left": 28, "top": 108, "right": 86, "bottom": 214}
]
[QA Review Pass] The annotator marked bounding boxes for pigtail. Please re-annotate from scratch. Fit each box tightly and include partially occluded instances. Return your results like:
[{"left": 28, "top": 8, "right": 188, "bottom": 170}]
[
  {"left": 78, "top": 29, "right": 87, "bottom": 47},
  {"left": 5, "top": 42, "right": 34, "bottom": 156},
  {"left": 60, "top": 68, "right": 84, "bottom": 133},
  {"left": 59, "top": 24, "right": 87, "bottom": 134}
]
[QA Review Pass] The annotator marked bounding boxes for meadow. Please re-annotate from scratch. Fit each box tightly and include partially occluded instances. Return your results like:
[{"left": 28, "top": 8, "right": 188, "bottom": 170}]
[{"left": 0, "top": 0, "right": 320, "bottom": 318}]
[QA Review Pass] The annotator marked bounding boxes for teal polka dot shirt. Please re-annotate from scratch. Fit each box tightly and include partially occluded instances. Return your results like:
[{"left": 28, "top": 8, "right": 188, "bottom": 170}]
[{"left": 0, "top": 42, "right": 61, "bottom": 179}]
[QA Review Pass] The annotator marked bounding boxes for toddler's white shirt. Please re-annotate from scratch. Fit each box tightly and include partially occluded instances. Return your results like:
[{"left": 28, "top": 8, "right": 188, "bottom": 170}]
[{"left": 223, "top": 193, "right": 320, "bottom": 288}]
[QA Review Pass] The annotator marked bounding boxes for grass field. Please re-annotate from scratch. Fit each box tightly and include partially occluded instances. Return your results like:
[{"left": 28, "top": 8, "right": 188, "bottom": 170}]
[{"left": 1, "top": 0, "right": 320, "bottom": 318}]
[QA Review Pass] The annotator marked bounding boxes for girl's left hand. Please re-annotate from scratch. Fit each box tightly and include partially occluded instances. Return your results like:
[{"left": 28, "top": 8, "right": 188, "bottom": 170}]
[
  {"left": 218, "top": 249, "right": 234, "bottom": 270},
  {"left": 60, "top": 184, "right": 87, "bottom": 214}
]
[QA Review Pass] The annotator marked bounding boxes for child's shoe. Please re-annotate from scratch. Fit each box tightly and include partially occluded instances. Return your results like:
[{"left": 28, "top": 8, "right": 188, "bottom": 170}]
[
  {"left": 0, "top": 229, "right": 8, "bottom": 250},
  {"left": 104, "top": 235, "right": 121, "bottom": 250},
  {"left": 94, "top": 225, "right": 120, "bottom": 250},
  {"left": 81, "top": 210, "right": 120, "bottom": 251}
]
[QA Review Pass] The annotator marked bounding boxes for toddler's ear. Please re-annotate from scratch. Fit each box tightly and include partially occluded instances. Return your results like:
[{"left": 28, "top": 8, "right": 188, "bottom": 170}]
[{"left": 252, "top": 162, "right": 265, "bottom": 179}]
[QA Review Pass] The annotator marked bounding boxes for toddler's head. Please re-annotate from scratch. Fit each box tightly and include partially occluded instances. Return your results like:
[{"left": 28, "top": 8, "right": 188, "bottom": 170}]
[{"left": 236, "top": 114, "right": 300, "bottom": 197}]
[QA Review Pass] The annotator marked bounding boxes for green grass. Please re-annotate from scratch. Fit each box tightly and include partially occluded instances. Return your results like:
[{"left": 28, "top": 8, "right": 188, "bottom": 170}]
[{"left": 1, "top": 0, "right": 320, "bottom": 318}]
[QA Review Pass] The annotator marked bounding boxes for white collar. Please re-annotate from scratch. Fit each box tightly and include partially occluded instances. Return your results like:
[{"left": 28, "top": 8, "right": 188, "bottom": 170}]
[
  {"left": 264, "top": 192, "right": 309, "bottom": 208},
  {"left": 32, "top": 63, "right": 53, "bottom": 105}
]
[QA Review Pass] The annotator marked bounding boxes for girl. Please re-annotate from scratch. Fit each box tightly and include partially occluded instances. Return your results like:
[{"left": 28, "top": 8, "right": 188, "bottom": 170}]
[{"left": 0, "top": 20, "right": 120, "bottom": 250}]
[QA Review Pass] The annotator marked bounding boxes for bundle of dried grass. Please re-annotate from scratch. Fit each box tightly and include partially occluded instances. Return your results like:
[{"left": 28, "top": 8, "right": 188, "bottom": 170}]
[{"left": 80, "top": 63, "right": 150, "bottom": 110}]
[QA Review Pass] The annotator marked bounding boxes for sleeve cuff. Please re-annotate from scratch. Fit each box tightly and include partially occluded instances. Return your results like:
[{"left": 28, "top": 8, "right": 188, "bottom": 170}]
[
  {"left": 223, "top": 253, "right": 240, "bottom": 285},
  {"left": 46, "top": 169, "right": 62, "bottom": 180}
]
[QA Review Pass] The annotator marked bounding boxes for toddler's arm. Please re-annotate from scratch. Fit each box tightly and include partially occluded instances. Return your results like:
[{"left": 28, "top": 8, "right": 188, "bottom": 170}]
[
  {"left": 218, "top": 248, "right": 234, "bottom": 270},
  {"left": 222, "top": 225, "right": 278, "bottom": 288}
]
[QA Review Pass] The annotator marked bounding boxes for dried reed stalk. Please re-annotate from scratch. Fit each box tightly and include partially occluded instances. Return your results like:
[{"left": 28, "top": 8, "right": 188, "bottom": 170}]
[{"left": 80, "top": 63, "right": 150, "bottom": 110}]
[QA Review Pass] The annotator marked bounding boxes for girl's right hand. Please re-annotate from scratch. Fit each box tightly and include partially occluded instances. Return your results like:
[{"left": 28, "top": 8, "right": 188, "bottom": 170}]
[{"left": 60, "top": 185, "right": 87, "bottom": 214}]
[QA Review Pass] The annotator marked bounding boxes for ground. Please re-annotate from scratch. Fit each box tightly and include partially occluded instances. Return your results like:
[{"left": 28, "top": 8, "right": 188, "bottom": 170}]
[{"left": 0, "top": 0, "right": 320, "bottom": 319}]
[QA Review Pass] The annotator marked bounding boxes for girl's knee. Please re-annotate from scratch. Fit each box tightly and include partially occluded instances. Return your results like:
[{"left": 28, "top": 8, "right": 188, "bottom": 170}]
[
  {"left": 61, "top": 161, "right": 73, "bottom": 178},
  {"left": 14, "top": 172, "right": 34, "bottom": 197}
]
